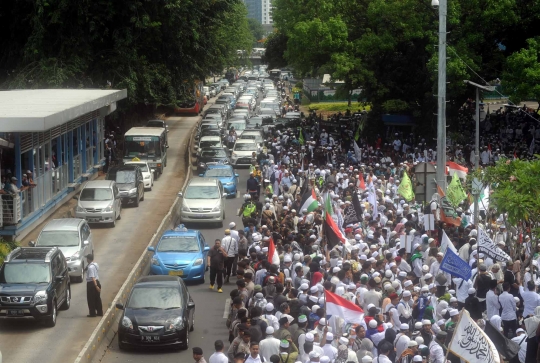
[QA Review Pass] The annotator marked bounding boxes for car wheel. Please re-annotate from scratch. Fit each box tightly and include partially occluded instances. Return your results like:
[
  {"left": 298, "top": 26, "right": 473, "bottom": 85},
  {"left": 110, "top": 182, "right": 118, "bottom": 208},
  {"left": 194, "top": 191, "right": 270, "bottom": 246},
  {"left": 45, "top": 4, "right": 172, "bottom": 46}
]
[
  {"left": 75, "top": 263, "right": 84, "bottom": 283},
  {"left": 45, "top": 300, "right": 57, "bottom": 327},
  {"left": 118, "top": 334, "right": 128, "bottom": 350},
  {"left": 180, "top": 329, "right": 189, "bottom": 350},
  {"left": 134, "top": 194, "right": 140, "bottom": 207},
  {"left": 117, "top": 206, "right": 122, "bottom": 220},
  {"left": 140, "top": 189, "right": 144, "bottom": 201},
  {"left": 190, "top": 316, "right": 195, "bottom": 332},
  {"left": 110, "top": 217, "right": 116, "bottom": 228},
  {"left": 60, "top": 286, "right": 71, "bottom": 310}
]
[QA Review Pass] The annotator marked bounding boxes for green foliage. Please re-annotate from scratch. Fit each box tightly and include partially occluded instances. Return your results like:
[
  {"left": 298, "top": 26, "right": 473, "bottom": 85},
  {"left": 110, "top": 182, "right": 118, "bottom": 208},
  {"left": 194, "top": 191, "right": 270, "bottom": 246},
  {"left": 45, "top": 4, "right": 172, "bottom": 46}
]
[
  {"left": 0, "top": 240, "right": 19, "bottom": 265},
  {"left": 263, "top": 32, "right": 288, "bottom": 69},
  {"left": 502, "top": 37, "right": 540, "bottom": 104},
  {"left": 295, "top": 81, "right": 303, "bottom": 89},
  {"left": 248, "top": 18, "right": 265, "bottom": 43},
  {"left": 0, "top": 0, "right": 252, "bottom": 107},
  {"left": 309, "top": 102, "right": 371, "bottom": 112}
]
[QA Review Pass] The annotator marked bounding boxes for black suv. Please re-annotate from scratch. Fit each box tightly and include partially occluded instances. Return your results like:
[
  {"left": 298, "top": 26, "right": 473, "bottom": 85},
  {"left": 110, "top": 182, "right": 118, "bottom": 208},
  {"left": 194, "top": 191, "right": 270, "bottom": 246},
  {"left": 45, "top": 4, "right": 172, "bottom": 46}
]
[
  {"left": 0, "top": 247, "right": 71, "bottom": 327},
  {"left": 106, "top": 165, "right": 145, "bottom": 207}
]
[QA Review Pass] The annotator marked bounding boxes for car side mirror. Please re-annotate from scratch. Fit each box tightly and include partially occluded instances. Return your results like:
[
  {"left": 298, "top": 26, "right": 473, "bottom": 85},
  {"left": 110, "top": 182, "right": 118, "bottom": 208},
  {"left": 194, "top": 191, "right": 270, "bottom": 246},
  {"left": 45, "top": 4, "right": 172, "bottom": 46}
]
[
  {"left": 83, "top": 240, "right": 89, "bottom": 246},
  {"left": 177, "top": 192, "right": 183, "bottom": 197},
  {"left": 166, "top": 145, "right": 169, "bottom": 148},
  {"left": 55, "top": 276, "right": 65, "bottom": 282},
  {"left": 115, "top": 303, "right": 124, "bottom": 310},
  {"left": 235, "top": 174, "right": 239, "bottom": 178},
  {"left": 72, "top": 195, "right": 79, "bottom": 200},
  {"left": 29, "top": 241, "right": 36, "bottom": 247},
  {"left": 147, "top": 246, "right": 155, "bottom": 252},
  {"left": 204, "top": 246, "right": 210, "bottom": 252},
  {"left": 222, "top": 193, "right": 227, "bottom": 198},
  {"left": 151, "top": 169, "right": 155, "bottom": 173},
  {"left": 187, "top": 301, "right": 195, "bottom": 309}
]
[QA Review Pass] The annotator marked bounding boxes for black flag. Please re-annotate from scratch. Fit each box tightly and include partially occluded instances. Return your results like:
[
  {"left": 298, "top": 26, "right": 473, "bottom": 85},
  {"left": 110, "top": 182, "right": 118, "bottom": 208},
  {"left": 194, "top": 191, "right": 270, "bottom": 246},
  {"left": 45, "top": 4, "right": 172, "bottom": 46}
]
[{"left": 484, "top": 321, "right": 520, "bottom": 360}]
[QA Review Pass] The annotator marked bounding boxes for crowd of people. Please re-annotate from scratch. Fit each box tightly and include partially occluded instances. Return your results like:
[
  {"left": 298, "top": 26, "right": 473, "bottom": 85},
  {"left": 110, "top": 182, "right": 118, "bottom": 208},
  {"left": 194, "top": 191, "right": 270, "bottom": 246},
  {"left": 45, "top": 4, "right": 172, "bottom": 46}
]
[{"left": 194, "top": 97, "right": 540, "bottom": 363}]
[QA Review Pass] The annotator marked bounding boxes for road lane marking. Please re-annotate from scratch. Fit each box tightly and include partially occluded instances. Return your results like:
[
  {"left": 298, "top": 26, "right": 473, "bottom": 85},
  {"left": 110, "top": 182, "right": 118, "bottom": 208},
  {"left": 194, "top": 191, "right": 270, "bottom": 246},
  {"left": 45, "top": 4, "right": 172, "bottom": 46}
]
[{"left": 223, "top": 298, "right": 231, "bottom": 318}]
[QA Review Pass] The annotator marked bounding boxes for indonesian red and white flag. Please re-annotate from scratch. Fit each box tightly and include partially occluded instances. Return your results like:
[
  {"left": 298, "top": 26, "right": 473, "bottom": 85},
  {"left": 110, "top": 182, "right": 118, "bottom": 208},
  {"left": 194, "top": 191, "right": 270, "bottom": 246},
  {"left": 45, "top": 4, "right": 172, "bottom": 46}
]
[
  {"left": 446, "top": 161, "right": 468, "bottom": 179},
  {"left": 325, "top": 289, "right": 364, "bottom": 324},
  {"left": 357, "top": 172, "right": 366, "bottom": 191},
  {"left": 267, "top": 237, "right": 280, "bottom": 266}
]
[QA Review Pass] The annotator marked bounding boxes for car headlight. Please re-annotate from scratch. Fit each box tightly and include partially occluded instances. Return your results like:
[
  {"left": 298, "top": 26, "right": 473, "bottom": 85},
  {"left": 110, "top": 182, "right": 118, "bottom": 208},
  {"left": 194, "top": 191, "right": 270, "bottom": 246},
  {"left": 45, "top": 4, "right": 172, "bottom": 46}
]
[
  {"left": 75, "top": 205, "right": 85, "bottom": 213},
  {"left": 128, "top": 188, "right": 137, "bottom": 195},
  {"left": 193, "top": 258, "right": 203, "bottom": 266},
  {"left": 199, "top": 162, "right": 206, "bottom": 168},
  {"left": 232, "top": 153, "right": 238, "bottom": 158},
  {"left": 165, "top": 317, "right": 183, "bottom": 332},
  {"left": 34, "top": 291, "right": 47, "bottom": 305},
  {"left": 211, "top": 204, "right": 221, "bottom": 212},
  {"left": 103, "top": 204, "right": 114, "bottom": 212},
  {"left": 71, "top": 251, "right": 81, "bottom": 261},
  {"left": 182, "top": 205, "right": 191, "bottom": 212},
  {"left": 144, "top": 175, "right": 150, "bottom": 179},
  {"left": 151, "top": 256, "right": 160, "bottom": 266},
  {"left": 122, "top": 316, "right": 134, "bottom": 330},
  {"left": 225, "top": 182, "right": 234, "bottom": 186}
]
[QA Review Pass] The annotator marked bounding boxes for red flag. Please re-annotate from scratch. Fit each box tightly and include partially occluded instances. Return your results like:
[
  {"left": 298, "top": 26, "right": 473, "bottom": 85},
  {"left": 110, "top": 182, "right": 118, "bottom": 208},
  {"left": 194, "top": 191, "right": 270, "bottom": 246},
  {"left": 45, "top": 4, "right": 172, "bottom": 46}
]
[
  {"left": 267, "top": 237, "right": 279, "bottom": 265},
  {"left": 488, "top": 144, "right": 492, "bottom": 152},
  {"left": 325, "top": 289, "right": 364, "bottom": 324},
  {"left": 358, "top": 173, "right": 366, "bottom": 191},
  {"left": 324, "top": 211, "right": 347, "bottom": 248}
]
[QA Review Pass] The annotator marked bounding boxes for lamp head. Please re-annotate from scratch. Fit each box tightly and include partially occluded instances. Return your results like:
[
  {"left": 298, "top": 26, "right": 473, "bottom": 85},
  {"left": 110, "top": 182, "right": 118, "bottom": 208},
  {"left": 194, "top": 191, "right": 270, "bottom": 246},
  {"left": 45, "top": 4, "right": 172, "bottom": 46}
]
[{"left": 431, "top": 0, "right": 439, "bottom": 7}]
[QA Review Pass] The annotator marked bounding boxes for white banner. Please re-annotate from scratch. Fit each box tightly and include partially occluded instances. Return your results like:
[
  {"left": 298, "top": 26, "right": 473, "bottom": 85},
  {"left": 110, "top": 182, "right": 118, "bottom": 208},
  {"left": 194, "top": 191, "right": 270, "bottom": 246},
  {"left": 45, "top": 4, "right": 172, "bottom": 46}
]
[
  {"left": 367, "top": 179, "right": 378, "bottom": 218},
  {"left": 449, "top": 309, "right": 500, "bottom": 363},
  {"left": 440, "top": 230, "right": 457, "bottom": 255},
  {"left": 478, "top": 228, "right": 511, "bottom": 262}
]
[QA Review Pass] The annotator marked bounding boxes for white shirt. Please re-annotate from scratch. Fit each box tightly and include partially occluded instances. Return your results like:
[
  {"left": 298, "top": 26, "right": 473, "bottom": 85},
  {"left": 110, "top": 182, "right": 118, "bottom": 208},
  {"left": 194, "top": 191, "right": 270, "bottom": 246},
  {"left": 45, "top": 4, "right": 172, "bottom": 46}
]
[
  {"left": 429, "top": 340, "right": 445, "bottom": 363},
  {"left": 86, "top": 262, "right": 99, "bottom": 282},
  {"left": 486, "top": 290, "right": 501, "bottom": 319},
  {"left": 453, "top": 278, "right": 472, "bottom": 303},
  {"left": 245, "top": 354, "right": 264, "bottom": 363},
  {"left": 372, "top": 354, "right": 393, "bottom": 363},
  {"left": 230, "top": 229, "right": 239, "bottom": 242},
  {"left": 221, "top": 236, "right": 237, "bottom": 257},
  {"left": 394, "top": 332, "right": 410, "bottom": 359},
  {"left": 519, "top": 286, "right": 540, "bottom": 317},
  {"left": 322, "top": 343, "right": 337, "bottom": 361},
  {"left": 264, "top": 314, "right": 279, "bottom": 331},
  {"left": 499, "top": 291, "right": 517, "bottom": 321},
  {"left": 511, "top": 334, "right": 528, "bottom": 363},
  {"left": 209, "top": 352, "right": 229, "bottom": 363},
  {"left": 259, "top": 336, "right": 280, "bottom": 362}
]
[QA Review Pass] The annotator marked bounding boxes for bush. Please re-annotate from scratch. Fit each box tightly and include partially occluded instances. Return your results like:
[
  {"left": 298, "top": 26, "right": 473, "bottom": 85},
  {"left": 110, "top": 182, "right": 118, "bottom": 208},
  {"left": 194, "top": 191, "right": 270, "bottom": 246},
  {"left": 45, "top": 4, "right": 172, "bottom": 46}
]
[
  {"left": 0, "top": 240, "right": 19, "bottom": 265},
  {"left": 301, "top": 95, "right": 311, "bottom": 106},
  {"left": 295, "top": 81, "right": 304, "bottom": 89}
]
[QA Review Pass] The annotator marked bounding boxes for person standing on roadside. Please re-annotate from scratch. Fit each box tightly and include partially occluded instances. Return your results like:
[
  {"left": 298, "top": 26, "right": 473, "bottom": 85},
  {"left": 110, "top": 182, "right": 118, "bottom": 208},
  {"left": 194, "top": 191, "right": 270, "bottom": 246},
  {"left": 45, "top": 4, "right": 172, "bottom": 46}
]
[
  {"left": 221, "top": 229, "right": 238, "bottom": 283},
  {"left": 208, "top": 239, "right": 227, "bottom": 293},
  {"left": 85, "top": 254, "right": 103, "bottom": 317},
  {"left": 209, "top": 340, "right": 229, "bottom": 363},
  {"left": 193, "top": 347, "right": 207, "bottom": 363}
]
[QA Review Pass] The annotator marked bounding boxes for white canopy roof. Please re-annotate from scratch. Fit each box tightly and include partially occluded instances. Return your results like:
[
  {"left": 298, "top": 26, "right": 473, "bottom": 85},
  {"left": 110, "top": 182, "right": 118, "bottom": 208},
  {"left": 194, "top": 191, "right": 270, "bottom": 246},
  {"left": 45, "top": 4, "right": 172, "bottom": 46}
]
[{"left": 0, "top": 89, "right": 127, "bottom": 132}]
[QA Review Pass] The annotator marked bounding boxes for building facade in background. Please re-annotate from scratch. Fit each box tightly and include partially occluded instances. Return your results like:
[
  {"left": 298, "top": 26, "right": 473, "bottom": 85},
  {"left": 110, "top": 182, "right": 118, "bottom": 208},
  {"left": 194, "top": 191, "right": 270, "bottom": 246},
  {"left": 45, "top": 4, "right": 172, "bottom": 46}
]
[{"left": 244, "top": 0, "right": 273, "bottom": 24}]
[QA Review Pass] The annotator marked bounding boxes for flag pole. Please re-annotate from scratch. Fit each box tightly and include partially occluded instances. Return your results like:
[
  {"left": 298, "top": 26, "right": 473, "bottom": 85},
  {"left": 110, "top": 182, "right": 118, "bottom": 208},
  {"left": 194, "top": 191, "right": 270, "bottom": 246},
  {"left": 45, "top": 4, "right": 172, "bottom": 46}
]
[{"left": 444, "top": 309, "right": 464, "bottom": 361}]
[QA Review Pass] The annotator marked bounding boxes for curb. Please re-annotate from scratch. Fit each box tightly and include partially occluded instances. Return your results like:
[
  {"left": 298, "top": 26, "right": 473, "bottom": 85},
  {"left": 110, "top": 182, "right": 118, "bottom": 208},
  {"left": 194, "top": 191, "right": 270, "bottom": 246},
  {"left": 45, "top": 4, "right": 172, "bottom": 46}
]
[{"left": 73, "top": 121, "right": 197, "bottom": 363}]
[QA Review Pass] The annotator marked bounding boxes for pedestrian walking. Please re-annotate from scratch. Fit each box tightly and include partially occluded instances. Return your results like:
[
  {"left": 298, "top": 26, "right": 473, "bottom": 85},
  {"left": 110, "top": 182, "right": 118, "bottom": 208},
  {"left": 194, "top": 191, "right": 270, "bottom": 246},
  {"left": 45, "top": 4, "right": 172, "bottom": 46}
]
[
  {"left": 193, "top": 347, "right": 207, "bottom": 363},
  {"left": 209, "top": 340, "right": 229, "bottom": 363},
  {"left": 208, "top": 239, "right": 227, "bottom": 293},
  {"left": 85, "top": 254, "right": 103, "bottom": 317}
]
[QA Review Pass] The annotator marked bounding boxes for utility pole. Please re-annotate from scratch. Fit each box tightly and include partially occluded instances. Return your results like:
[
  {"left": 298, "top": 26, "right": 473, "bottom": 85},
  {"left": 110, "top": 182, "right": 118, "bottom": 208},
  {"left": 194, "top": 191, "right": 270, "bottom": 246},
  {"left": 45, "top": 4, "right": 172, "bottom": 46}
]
[{"left": 435, "top": 0, "right": 448, "bottom": 191}]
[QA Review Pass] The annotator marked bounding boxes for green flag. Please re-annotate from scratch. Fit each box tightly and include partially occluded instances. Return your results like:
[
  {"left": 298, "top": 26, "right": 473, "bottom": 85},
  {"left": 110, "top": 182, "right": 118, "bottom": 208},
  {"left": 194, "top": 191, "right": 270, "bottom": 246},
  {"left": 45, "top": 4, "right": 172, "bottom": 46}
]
[
  {"left": 299, "top": 129, "right": 305, "bottom": 145},
  {"left": 354, "top": 119, "right": 365, "bottom": 141},
  {"left": 324, "top": 192, "right": 334, "bottom": 220},
  {"left": 446, "top": 172, "right": 467, "bottom": 207},
  {"left": 398, "top": 171, "right": 415, "bottom": 201}
]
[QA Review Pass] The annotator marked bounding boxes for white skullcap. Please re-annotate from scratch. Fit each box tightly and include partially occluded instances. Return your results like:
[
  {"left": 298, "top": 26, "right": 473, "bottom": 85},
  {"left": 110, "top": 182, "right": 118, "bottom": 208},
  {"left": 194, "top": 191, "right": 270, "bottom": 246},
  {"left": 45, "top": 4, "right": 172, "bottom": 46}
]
[{"left": 266, "top": 326, "right": 274, "bottom": 334}]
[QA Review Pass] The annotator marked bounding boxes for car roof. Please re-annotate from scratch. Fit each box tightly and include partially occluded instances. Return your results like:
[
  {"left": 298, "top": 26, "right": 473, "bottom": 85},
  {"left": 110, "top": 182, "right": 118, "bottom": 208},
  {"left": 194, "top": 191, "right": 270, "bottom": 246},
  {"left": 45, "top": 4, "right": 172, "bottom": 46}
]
[
  {"left": 235, "top": 139, "right": 256, "bottom": 144},
  {"left": 83, "top": 180, "right": 114, "bottom": 188},
  {"left": 6, "top": 247, "right": 61, "bottom": 263},
  {"left": 125, "top": 161, "right": 149, "bottom": 166},
  {"left": 42, "top": 218, "right": 84, "bottom": 232},
  {"left": 147, "top": 119, "right": 165, "bottom": 124},
  {"left": 161, "top": 227, "right": 199, "bottom": 237},
  {"left": 206, "top": 164, "right": 233, "bottom": 171},
  {"left": 135, "top": 275, "right": 184, "bottom": 287},
  {"left": 108, "top": 165, "right": 139, "bottom": 172},
  {"left": 187, "top": 178, "right": 220, "bottom": 186},
  {"left": 124, "top": 127, "right": 165, "bottom": 137}
]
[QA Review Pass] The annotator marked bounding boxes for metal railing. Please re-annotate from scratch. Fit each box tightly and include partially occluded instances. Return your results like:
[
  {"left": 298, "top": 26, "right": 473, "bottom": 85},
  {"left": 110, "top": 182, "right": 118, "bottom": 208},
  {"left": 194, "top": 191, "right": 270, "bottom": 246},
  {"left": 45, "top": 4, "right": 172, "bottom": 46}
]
[
  {"left": 73, "top": 154, "right": 82, "bottom": 180},
  {"left": 20, "top": 167, "right": 65, "bottom": 218},
  {"left": 86, "top": 146, "right": 94, "bottom": 172},
  {"left": 2, "top": 194, "right": 20, "bottom": 225}
]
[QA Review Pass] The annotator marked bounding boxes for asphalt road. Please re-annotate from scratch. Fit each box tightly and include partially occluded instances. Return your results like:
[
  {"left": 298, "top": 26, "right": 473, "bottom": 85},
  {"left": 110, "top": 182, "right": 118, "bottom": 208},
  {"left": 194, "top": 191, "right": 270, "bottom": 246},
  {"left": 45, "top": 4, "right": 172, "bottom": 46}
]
[
  {"left": 99, "top": 169, "right": 250, "bottom": 363},
  {"left": 0, "top": 114, "right": 199, "bottom": 363}
]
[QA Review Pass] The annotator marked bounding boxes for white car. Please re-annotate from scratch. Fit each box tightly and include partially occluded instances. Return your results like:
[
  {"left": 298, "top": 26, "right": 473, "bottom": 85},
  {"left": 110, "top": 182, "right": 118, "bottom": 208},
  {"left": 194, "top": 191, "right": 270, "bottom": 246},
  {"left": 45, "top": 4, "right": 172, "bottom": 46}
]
[
  {"left": 231, "top": 139, "right": 258, "bottom": 166},
  {"left": 124, "top": 160, "right": 155, "bottom": 190}
]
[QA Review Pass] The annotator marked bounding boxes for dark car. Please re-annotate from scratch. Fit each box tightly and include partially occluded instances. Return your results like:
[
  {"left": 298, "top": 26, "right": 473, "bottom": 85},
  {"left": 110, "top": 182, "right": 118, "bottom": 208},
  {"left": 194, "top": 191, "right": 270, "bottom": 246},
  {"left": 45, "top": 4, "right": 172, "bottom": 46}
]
[
  {"left": 106, "top": 165, "right": 145, "bottom": 207},
  {"left": 116, "top": 275, "right": 195, "bottom": 350},
  {"left": 146, "top": 119, "right": 168, "bottom": 133},
  {"left": 196, "top": 147, "right": 229, "bottom": 172},
  {"left": 0, "top": 247, "right": 71, "bottom": 327}
]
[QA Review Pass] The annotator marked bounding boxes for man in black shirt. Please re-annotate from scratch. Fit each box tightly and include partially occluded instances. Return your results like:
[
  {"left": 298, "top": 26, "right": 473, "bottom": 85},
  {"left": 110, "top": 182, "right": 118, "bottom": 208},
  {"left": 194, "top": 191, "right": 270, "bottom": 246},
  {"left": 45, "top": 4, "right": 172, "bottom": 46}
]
[{"left": 207, "top": 239, "right": 227, "bottom": 293}]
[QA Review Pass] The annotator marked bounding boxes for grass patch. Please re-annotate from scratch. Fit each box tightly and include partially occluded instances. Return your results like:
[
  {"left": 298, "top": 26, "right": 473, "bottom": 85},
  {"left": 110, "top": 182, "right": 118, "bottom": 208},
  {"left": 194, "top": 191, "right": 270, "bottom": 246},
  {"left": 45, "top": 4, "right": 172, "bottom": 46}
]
[{"left": 308, "top": 102, "right": 371, "bottom": 112}]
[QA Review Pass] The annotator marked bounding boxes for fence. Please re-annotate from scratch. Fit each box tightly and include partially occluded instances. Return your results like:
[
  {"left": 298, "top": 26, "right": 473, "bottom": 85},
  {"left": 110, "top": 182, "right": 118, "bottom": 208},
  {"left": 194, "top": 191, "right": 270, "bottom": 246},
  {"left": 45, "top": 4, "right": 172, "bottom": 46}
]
[
  {"left": 86, "top": 146, "right": 94, "bottom": 172},
  {"left": 2, "top": 195, "right": 21, "bottom": 225},
  {"left": 20, "top": 164, "right": 69, "bottom": 218},
  {"left": 74, "top": 154, "right": 82, "bottom": 180}
]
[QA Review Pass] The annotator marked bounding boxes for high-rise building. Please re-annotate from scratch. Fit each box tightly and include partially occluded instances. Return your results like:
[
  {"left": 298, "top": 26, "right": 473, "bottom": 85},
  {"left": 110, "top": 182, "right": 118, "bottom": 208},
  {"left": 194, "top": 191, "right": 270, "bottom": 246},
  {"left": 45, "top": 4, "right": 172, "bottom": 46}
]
[{"left": 244, "top": 0, "right": 273, "bottom": 25}]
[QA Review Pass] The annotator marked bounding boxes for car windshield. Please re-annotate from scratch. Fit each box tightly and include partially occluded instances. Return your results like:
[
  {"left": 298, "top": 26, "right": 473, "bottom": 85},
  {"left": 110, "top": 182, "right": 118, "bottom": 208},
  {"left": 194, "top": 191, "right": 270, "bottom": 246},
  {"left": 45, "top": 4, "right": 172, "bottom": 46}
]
[
  {"left": 229, "top": 123, "right": 246, "bottom": 131},
  {"left": 234, "top": 143, "right": 257, "bottom": 151},
  {"left": 124, "top": 136, "right": 161, "bottom": 158},
  {"left": 130, "top": 163, "right": 149, "bottom": 172},
  {"left": 37, "top": 231, "right": 80, "bottom": 247},
  {"left": 1, "top": 263, "right": 51, "bottom": 284},
  {"left": 127, "top": 287, "right": 183, "bottom": 309},
  {"left": 114, "top": 171, "right": 136, "bottom": 184},
  {"left": 240, "top": 135, "right": 257, "bottom": 140},
  {"left": 201, "top": 149, "right": 227, "bottom": 158},
  {"left": 205, "top": 169, "right": 232, "bottom": 177},
  {"left": 199, "top": 141, "right": 221, "bottom": 148},
  {"left": 184, "top": 185, "right": 220, "bottom": 199},
  {"left": 158, "top": 236, "right": 199, "bottom": 252},
  {"left": 80, "top": 188, "right": 112, "bottom": 201},
  {"left": 147, "top": 121, "right": 164, "bottom": 128}
]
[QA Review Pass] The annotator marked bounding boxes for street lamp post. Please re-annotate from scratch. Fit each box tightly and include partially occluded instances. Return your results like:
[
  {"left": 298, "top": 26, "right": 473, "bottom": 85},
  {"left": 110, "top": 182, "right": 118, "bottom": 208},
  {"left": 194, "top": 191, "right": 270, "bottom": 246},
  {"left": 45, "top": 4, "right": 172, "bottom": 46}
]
[
  {"left": 464, "top": 80, "right": 496, "bottom": 225},
  {"left": 434, "top": 0, "right": 448, "bottom": 191}
]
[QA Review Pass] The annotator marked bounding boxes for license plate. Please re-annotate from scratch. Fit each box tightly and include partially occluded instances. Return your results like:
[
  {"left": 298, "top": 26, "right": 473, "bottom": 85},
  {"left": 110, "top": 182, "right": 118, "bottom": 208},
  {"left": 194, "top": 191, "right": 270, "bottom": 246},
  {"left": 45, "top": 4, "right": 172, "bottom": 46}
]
[
  {"left": 193, "top": 214, "right": 206, "bottom": 218},
  {"left": 168, "top": 270, "right": 183, "bottom": 276},
  {"left": 88, "top": 218, "right": 100, "bottom": 222},
  {"left": 8, "top": 309, "right": 24, "bottom": 317},
  {"left": 141, "top": 335, "right": 160, "bottom": 342}
]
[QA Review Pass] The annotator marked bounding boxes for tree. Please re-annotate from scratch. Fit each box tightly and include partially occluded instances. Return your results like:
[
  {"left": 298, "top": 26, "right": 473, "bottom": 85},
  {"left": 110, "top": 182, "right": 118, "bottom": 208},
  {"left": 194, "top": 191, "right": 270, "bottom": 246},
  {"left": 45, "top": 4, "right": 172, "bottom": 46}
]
[
  {"left": 482, "top": 157, "right": 540, "bottom": 274},
  {"left": 262, "top": 32, "right": 288, "bottom": 70},
  {"left": 0, "top": 0, "right": 252, "bottom": 109},
  {"left": 502, "top": 37, "right": 540, "bottom": 106},
  {"left": 248, "top": 18, "right": 265, "bottom": 43}
]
